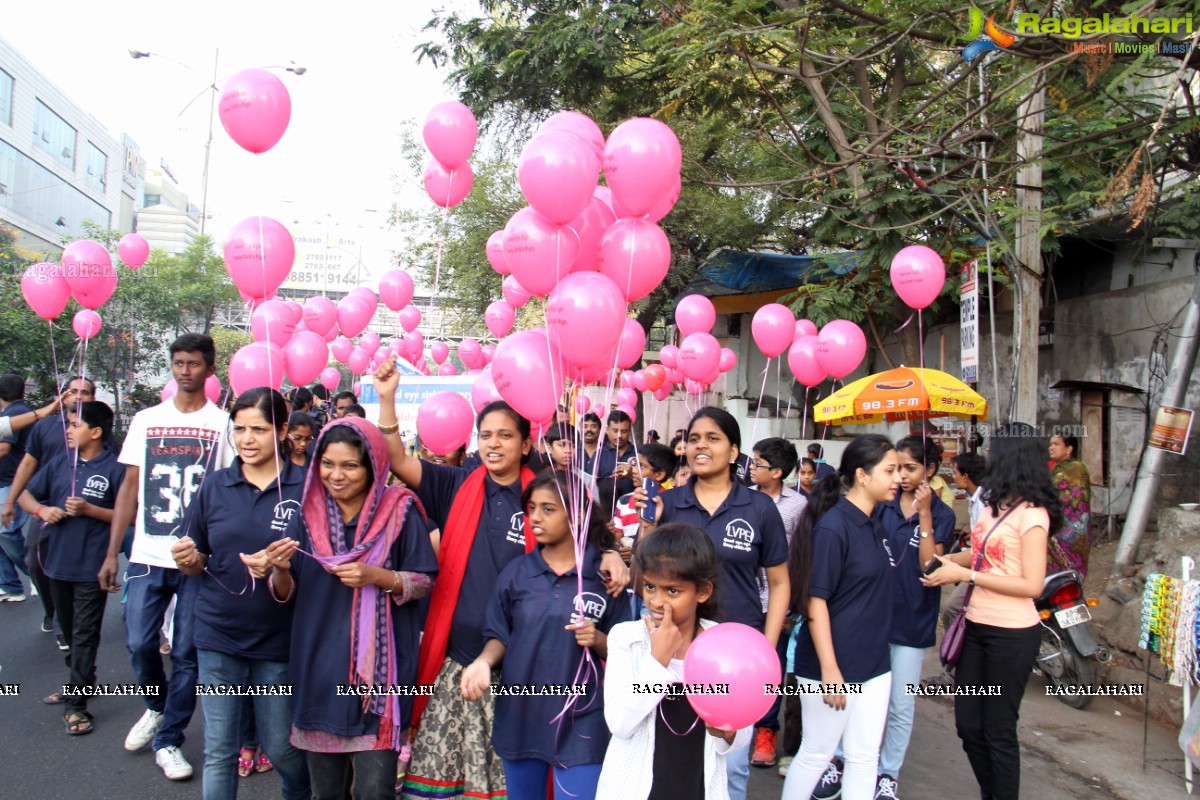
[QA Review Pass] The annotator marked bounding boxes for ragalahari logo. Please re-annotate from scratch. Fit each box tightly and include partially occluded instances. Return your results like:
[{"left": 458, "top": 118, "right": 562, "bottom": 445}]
[{"left": 962, "top": 7, "right": 1017, "bottom": 62}]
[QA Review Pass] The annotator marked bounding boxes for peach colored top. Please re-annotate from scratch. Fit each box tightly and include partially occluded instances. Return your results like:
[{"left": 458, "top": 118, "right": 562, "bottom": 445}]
[{"left": 965, "top": 502, "right": 1049, "bottom": 628}]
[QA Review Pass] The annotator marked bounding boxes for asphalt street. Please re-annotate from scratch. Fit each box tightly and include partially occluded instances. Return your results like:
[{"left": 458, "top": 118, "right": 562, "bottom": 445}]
[{"left": 0, "top": 576, "right": 1098, "bottom": 799}]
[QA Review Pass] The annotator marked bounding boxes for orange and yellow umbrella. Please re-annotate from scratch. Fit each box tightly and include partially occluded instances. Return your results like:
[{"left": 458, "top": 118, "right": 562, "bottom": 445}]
[{"left": 814, "top": 366, "right": 988, "bottom": 425}]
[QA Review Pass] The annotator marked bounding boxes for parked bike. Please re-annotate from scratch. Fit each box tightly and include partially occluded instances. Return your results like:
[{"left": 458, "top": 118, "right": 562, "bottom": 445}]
[{"left": 1035, "top": 569, "right": 1110, "bottom": 708}]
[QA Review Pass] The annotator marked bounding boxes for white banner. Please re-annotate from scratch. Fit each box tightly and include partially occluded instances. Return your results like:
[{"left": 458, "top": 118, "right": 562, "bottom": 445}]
[
  {"left": 358, "top": 374, "right": 477, "bottom": 451},
  {"left": 960, "top": 259, "right": 979, "bottom": 384}
]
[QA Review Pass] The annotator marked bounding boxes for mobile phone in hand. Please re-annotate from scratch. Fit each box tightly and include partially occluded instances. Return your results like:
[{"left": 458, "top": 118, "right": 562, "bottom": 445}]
[
  {"left": 640, "top": 478, "right": 659, "bottom": 523},
  {"left": 923, "top": 558, "right": 943, "bottom": 576}
]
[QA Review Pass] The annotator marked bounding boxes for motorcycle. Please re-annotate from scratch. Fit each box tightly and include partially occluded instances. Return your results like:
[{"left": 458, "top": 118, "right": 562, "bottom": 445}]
[{"left": 1035, "top": 569, "right": 1110, "bottom": 708}]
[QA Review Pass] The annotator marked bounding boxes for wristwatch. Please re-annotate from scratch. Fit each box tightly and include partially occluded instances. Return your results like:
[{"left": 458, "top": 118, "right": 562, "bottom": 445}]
[{"left": 919, "top": 529, "right": 932, "bottom": 539}]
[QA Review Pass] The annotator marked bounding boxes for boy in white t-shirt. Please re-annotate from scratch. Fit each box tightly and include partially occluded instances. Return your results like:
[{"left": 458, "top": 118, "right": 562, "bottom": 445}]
[{"left": 98, "top": 333, "right": 235, "bottom": 781}]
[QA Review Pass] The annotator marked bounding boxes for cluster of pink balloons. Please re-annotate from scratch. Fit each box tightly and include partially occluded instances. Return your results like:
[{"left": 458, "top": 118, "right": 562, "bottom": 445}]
[
  {"left": 423, "top": 101, "right": 478, "bottom": 208},
  {"left": 787, "top": 318, "right": 867, "bottom": 388},
  {"left": 464, "top": 112, "right": 684, "bottom": 427}
]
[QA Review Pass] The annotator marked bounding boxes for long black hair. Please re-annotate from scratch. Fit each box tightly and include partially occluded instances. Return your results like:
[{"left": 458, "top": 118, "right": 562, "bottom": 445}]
[
  {"left": 229, "top": 388, "right": 288, "bottom": 458},
  {"left": 983, "top": 423, "right": 1062, "bottom": 532},
  {"left": 520, "top": 471, "right": 617, "bottom": 553},
  {"left": 686, "top": 406, "right": 741, "bottom": 481},
  {"left": 477, "top": 400, "right": 533, "bottom": 465},
  {"left": 894, "top": 435, "right": 942, "bottom": 468},
  {"left": 635, "top": 522, "right": 720, "bottom": 623},
  {"left": 788, "top": 434, "right": 895, "bottom": 620}
]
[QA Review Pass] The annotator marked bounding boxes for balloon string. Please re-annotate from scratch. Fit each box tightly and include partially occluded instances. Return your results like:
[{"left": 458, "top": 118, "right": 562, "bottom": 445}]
[
  {"left": 427, "top": 192, "right": 451, "bottom": 323},
  {"left": 749, "top": 359, "right": 770, "bottom": 447},
  {"left": 72, "top": 335, "right": 90, "bottom": 496},
  {"left": 47, "top": 321, "right": 70, "bottom": 456},
  {"left": 918, "top": 309, "right": 927, "bottom": 453},
  {"left": 802, "top": 387, "right": 810, "bottom": 440},
  {"left": 775, "top": 357, "right": 782, "bottom": 419}
]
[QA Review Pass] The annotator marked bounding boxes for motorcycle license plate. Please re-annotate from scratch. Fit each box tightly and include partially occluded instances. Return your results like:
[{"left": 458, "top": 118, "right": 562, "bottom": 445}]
[{"left": 1054, "top": 605, "right": 1091, "bottom": 628}]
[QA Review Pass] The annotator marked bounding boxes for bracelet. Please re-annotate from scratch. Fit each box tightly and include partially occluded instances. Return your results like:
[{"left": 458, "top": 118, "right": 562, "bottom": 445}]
[
  {"left": 34, "top": 504, "right": 44, "bottom": 516},
  {"left": 377, "top": 422, "right": 399, "bottom": 436},
  {"left": 384, "top": 570, "right": 401, "bottom": 594},
  {"left": 34, "top": 408, "right": 41, "bottom": 420},
  {"left": 969, "top": 570, "right": 978, "bottom": 586}
]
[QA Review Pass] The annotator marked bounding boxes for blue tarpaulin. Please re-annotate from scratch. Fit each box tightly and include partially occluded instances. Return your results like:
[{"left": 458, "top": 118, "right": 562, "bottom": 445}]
[{"left": 697, "top": 248, "right": 857, "bottom": 294}]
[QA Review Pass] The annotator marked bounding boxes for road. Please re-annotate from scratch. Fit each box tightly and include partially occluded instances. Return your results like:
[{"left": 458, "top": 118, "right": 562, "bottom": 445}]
[{"left": 1, "top": 586, "right": 1100, "bottom": 799}]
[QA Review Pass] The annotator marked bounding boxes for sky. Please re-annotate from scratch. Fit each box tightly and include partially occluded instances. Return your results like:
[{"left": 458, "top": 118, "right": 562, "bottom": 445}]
[{"left": 4, "top": 0, "right": 478, "bottom": 282}]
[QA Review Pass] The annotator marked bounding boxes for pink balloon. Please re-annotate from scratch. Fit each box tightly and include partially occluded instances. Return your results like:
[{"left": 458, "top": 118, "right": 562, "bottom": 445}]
[
  {"left": 890, "top": 245, "right": 946, "bottom": 310},
  {"left": 61, "top": 240, "right": 116, "bottom": 309},
  {"left": 218, "top": 69, "right": 291, "bottom": 154},
  {"left": 566, "top": 196, "right": 616, "bottom": 274},
  {"left": 223, "top": 216, "right": 295, "bottom": 300},
  {"left": 665, "top": 367, "right": 683, "bottom": 386},
  {"left": 643, "top": 364, "right": 666, "bottom": 392},
  {"left": 492, "top": 330, "right": 566, "bottom": 423},
  {"left": 718, "top": 347, "right": 737, "bottom": 373},
  {"left": 480, "top": 344, "right": 496, "bottom": 364},
  {"left": 423, "top": 101, "right": 478, "bottom": 170},
  {"left": 283, "top": 300, "right": 304, "bottom": 325},
  {"left": 337, "top": 295, "right": 373, "bottom": 338},
  {"left": 228, "top": 342, "right": 286, "bottom": 395},
  {"left": 322, "top": 326, "right": 338, "bottom": 343},
  {"left": 676, "top": 294, "right": 715, "bottom": 337},
  {"left": 349, "top": 287, "right": 379, "bottom": 315},
  {"left": 518, "top": 130, "right": 600, "bottom": 225},
  {"left": 816, "top": 320, "right": 868, "bottom": 380},
  {"left": 502, "top": 274, "right": 533, "bottom": 309},
  {"left": 620, "top": 370, "right": 635, "bottom": 389},
  {"left": 424, "top": 159, "right": 474, "bottom": 208},
  {"left": 616, "top": 403, "right": 638, "bottom": 424},
  {"left": 538, "top": 111, "right": 605, "bottom": 168},
  {"left": 684, "top": 622, "right": 780, "bottom": 730},
  {"left": 574, "top": 395, "right": 591, "bottom": 415},
  {"left": 794, "top": 319, "right": 818, "bottom": 339},
  {"left": 371, "top": 352, "right": 387, "bottom": 371},
  {"left": 685, "top": 379, "right": 705, "bottom": 396},
  {"left": 603, "top": 118, "right": 682, "bottom": 217},
  {"left": 644, "top": 172, "right": 682, "bottom": 223},
  {"left": 320, "top": 367, "right": 341, "bottom": 392},
  {"left": 470, "top": 365, "right": 503, "bottom": 413},
  {"left": 678, "top": 332, "right": 720, "bottom": 381},
  {"left": 484, "top": 301, "right": 515, "bottom": 338},
  {"left": 597, "top": 218, "right": 670, "bottom": 302},
  {"left": 72, "top": 309, "right": 102, "bottom": 340},
  {"left": 485, "top": 230, "right": 509, "bottom": 276},
  {"left": 617, "top": 318, "right": 646, "bottom": 370},
  {"left": 353, "top": 381, "right": 362, "bottom": 395},
  {"left": 431, "top": 341, "right": 450, "bottom": 365},
  {"left": 751, "top": 304, "right": 795, "bottom": 358},
  {"left": 205, "top": 375, "right": 223, "bottom": 404},
  {"left": 251, "top": 299, "right": 296, "bottom": 347},
  {"left": 117, "top": 233, "right": 150, "bottom": 270},
  {"left": 348, "top": 348, "right": 370, "bottom": 376},
  {"left": 653, "top": 384, "right": 672, "bottom": 401},
  {"left": 458, "top": 338, "right": 482, "bottom": 369},
  {"left": 359, "top": 332, "right": 381, "bottom": 357},
  {"left": 437, "top": 363, "right": 458, "bottom": 376},
  {"left": 546, "top": 272, "right": 626, "bottom": 369},
  {"left": 401, "top": 332, "right": 422, "bottom": 358},
  {"left": 659, "top": 345, "right": 679, "bottom": 370},
  {"left": 593, "top": 185, "right": 615, "bottom": 214},
  {"left": 161, "top": 379, "right": 177, "bottom": 403},
  {"left": 303, "top": 296, "right": 338, "bottom": 336},
  {"left": 632, "top": 371, "right": 647, "bottom": 392},
  {"left": 417, "top": 391, "right": 474, "bottom": 454},
  {"left": 21, "top": 263, "right": 71, "bottom": 320},
  {"left": 617, "top": 388, "right": 639, "bottom": 409},
  {"left": 503, "top": 207, "right": 579, "bottom": 296},
  {"left": 330, "top": 336, "right": 354, "bottom": 363},
  {"left": 284, "top": 331, "right": 330, "bottom": 386},
  {"left": 379, "top": 270, "right": 415, "bottom": 311},
  {"left": 788, "top": 335, "right": 826, "bottom": 387},
  {"left": 398, "top": 305, "right": 422, "bottom": 334}
]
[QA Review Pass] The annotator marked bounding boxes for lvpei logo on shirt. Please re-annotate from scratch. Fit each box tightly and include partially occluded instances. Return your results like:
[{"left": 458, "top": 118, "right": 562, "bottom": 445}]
[
  {"left": 82, "top": 474, "right": 110, "bottom": 500},
  {"left": 723, "top": 518, "right": 755, "bottom": 553},
  {"left": 271, "top": 500, "right": 300, "bottom": 533}
]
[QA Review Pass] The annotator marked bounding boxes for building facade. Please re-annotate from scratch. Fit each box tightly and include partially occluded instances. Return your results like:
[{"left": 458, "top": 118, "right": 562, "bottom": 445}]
[{"left": 0, "top": 35, "right": 141, "bottom": 254}]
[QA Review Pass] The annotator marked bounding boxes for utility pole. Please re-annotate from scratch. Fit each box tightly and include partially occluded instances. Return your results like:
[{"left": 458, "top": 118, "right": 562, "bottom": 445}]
[{"left": 1012, "top": 78, "right": 1046, "bottom": 424}]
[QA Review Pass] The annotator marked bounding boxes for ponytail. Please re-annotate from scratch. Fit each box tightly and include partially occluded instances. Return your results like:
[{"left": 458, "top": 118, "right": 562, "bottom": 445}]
[{"left": 787, "top": 472, "right": 845, "bottom": 619}]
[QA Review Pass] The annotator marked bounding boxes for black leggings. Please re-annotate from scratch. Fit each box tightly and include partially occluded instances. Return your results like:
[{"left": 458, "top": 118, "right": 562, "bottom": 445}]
[{"left": 954, "top": 619, "right": 1041, "bottom": 800}]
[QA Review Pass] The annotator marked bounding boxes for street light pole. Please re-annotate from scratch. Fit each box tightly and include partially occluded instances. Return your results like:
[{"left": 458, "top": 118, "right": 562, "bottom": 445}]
[{"left": 199, "top": 48, "right": 218, "bottom": 237}]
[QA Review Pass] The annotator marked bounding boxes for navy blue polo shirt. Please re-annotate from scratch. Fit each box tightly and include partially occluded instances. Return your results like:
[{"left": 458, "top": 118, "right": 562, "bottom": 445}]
[
  {"left": 593, "top": 442, "right": 638, "bottom": 495},
  {"left": 0, "top": 401, "right": 31, "bottom": 485},
  {"left": 186, "top": 460, "right": 306, "bottom": 662},
  {"left": 416, "top": 462, "right": 529, "bottom": 666},
  {"left": 813, "top": 461, "right": 837, "bottom": 482},
  {"left": 794, "top": 497, "right": 894, "bottom": 683},
  {"left": 875, "top": 492, "right": 956, "bottom": 649},
  {"left": 657, "top": 479, "right": 788, "bottom": 630},
  {"left": 26, "top": 448, "right": 125, "bottom": 582},
  {"left": 484, "top": 545, "right": 631, "bottom": 766},
  {"left": 289, "top": 498, "right": 438, "bottom": 737}
]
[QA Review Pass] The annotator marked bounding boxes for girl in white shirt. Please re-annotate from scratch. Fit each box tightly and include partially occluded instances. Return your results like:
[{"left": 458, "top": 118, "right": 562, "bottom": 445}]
[{"left": 597, "top": 523, "right": 752, "bottom": 800}]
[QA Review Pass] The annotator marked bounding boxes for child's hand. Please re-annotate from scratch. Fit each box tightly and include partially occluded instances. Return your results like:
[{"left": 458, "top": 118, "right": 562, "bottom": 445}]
[
  {"left": 646, "top": 603, "right": 684, "bottom": 666},
  {"left": 599, "top": 551, "right": 629, "bottom": 596},
  {"left": 705, "top": 725, "right": 735, "bottom": 744},
  {"left": 39, "top": 505, "right": 66, "bottom": 524},
  {"left": 63, "top": 497, "right": 88, "bottom": 517},
  {"left": 569, "top": 618, "right": 599, "bottom": 649},
  {"left": 460, "top": 660, "right": 492, "bottom": 701}
]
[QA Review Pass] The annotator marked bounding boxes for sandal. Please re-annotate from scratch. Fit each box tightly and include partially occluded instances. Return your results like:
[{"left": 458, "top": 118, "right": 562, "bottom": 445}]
[
  {"left": 64, "top": 711, "right": 93, "bottom": 735},
  {"left": 42, "top": 691, "right": 66, "bottom": 705},
  {"left": 254, "top": 751, "right": 274, "bottom": 773},
  {"left": 237, "top": 747, "right": 255, "bottom": 778}
]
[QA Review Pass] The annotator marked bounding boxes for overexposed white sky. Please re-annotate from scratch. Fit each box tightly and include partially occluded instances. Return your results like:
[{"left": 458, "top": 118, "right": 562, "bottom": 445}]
[{"left": 5, "top": 0, "right": 479, "bottom": 279}]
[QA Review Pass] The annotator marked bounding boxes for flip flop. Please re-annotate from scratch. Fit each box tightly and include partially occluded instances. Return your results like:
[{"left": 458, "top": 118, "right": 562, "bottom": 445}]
[
  {"left": 238, "top": 747, "right": 255, "bottom": 778},
  {"left": 43, "top": 692, "right": 66, "bottom": 705},
  {"left": 254, "top": 751, "right": 274, "bottom": 773},
  {"left": 64, "top": 711, "right": 94, "bottom": 735}
]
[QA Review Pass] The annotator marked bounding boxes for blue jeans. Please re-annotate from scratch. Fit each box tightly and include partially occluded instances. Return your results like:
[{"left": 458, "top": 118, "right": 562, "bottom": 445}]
[
  {"left": 123, "top": 563, "right": 198, "bottom": 750},
  {"left": 726, "top": 737, "right": 750, "bottom": 800},
  {"left": 0, "top": 485, "right": 28, "bottom": 594},
  {"left": 197, "top": 649, "right": 310, "bottom": 800},
  {"left": 879, "top": 643, "right": 926, "bottom": 777},
  {"left": 502, "top": 757, "right": 602, "bottom": 800}
]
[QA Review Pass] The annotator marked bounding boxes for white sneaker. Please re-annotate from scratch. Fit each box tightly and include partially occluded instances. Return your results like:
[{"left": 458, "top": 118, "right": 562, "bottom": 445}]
[
  {"left": 124, "top": 708, "right": 164, "bottom": 751},
  {"left": 155, "top": 746, "right": 193, "bottom": 780},
  {"left": 0, "top": 592, "right": 26, "bottom": 602}
]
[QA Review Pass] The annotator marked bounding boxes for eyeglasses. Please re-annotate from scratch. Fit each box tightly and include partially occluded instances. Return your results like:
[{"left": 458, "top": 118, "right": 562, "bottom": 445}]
[
  {"left": 287, "top": 433, "right": 313, "bottom": 443},
  {"left": 749, "top": 461, "right": 772, "bottom": 471}
]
